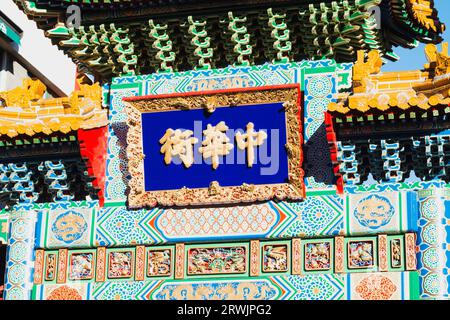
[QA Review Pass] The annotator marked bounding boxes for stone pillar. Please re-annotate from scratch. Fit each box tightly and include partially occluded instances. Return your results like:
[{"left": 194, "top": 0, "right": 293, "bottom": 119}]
[
  {"left": 417, "top": 188, "right": 448, "bottom": 299},
  {"left": 3, "top": 210, "right": 37, "bottom": 300}
]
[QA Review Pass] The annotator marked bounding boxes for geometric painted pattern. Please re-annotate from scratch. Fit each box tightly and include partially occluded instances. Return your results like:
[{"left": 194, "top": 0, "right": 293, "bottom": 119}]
[
  {"left": 92, "top": 281, "right": 157, "bottom": 300},
  {"left": 31, "top": 271, "right": 417, "bottom": 300},
  {"left": 156, "top": 206, "right": 278, "bottom": 242},
  {"left": 303, "top": 71, "right": 337, "bottom": 190},
  {"left": 0, "top": 213, "right": 8, "bottom": 244},
  {"left": 345, "top": 180, "right": 447, "bottom": 194},
  {"left": 417, "top": 188, "right": 449, "bottom": 299},
  {"left": 96, "top": 206, "right": 161, "bottom": 246},
  {"left": 26, "top": 191, "right": 419, "bottom": 248},
  {"left": 97, "top": 197, "right": 345, "bottom": 245},
  {"left": 273, "top": 274, "right": 344, "bottom": 300},
  {"left": 272, "top": 196, "right": 343, "bottom": 238},
  {"left": 3, "top": 211, "right": 37, "bottom": 300}
]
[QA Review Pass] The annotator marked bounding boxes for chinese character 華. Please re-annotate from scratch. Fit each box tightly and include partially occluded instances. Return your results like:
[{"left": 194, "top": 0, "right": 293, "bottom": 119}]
[{"left": 198, "top": 121, "right": 234, "bottom": 169}]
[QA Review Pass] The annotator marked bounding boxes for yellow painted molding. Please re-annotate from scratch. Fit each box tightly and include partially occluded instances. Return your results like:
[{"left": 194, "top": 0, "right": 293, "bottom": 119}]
[
  {"left": 0, "top": 79, "right": 107, "bottom": 137},
  {"left": 328, "top": 43, "right": 450, "bottom": 115}
]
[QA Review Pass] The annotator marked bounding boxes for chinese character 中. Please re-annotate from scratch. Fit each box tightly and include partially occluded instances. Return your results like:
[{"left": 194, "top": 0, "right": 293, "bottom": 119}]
[
  {"left": 198, "top": 121, "right": 233, "bottom": 169},
  {"left": 159, "top": 128, "right": 198, "bottom": 168},
  {"left": 235, "top": 122, "right": 267, "bottom": 167}
]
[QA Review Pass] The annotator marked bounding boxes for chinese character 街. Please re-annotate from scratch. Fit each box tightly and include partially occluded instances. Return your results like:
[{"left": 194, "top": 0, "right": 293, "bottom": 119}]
[{"left": 160, "top": 128, "right": 198, "bottom": 168}]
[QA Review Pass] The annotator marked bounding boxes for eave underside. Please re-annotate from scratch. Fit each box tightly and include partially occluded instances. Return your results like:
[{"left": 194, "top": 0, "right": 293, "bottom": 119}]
[{"left": 14, "top": 0, "right": 445, "bottom": 80}]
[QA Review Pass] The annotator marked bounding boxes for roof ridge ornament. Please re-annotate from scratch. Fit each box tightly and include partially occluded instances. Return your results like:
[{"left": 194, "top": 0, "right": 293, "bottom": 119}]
[
  {"left": 328, "top": 43, "right": 450, "bottom": 116},
  {"left": 0, "top": 79, "right": 46, "bottom": 109},
  {"left": 353, "top": 50, "right": 383, "bottom": 93},
  {"left": 424, "top": 42, "right": 450, "bottom": 77},
  {"left": 0, "top": 80, "right": 106, "bottom": 138}
]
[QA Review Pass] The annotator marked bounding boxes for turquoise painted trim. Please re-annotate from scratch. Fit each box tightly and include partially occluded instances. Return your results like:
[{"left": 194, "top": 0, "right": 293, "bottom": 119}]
[
  {"left": 0, "top": 17, "right": 21, "bottom": 45},
  {"left": 409, "top": 271, "right": 420, "bottom": 300},
  {"left": 103, "top": 201, "right": 126, "bottom": 207},
  {"left": 407, "top": 191, "right": 419, "bottom": 233},
  {"left": 305, "top": 189, "right": 337, "bottom": 196},
  {"left": 399, "top": 192, "right": 403, "bottom": 233},
  {"left": 34, "top": 211, "right": 43, "bottom": 248}
]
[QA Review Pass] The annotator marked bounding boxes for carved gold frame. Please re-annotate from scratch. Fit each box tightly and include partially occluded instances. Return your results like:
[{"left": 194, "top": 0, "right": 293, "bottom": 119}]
[{"left": 124, "top": 85, "right": 304, "bottom": 208}]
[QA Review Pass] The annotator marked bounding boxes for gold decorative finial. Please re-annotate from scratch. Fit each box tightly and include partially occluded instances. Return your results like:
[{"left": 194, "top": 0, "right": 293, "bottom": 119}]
[
  {"left": 0, "top": 79, "right": 46, "bottom": 108},
  {"left": 424, "top": 42, "right": 450, "bottom": 76},
  {"left": 353, "top": 50, "right": 383, "bottom": 93},
  {"left": 0, "top": 79, "right": 105, "bottom": 138},
  {"left": 208, "top": 181, "right": 221, "bottom": 196}
]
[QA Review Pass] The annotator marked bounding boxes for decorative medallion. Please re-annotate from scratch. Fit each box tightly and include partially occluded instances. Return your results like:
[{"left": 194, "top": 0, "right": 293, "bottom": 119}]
[
  {"left": 51, "top": 210, "right": 88, "bottom": 244},
  {"left": 355, "top": 275, "right": 397, "bottom": 300},
  {"left": 353, "top": 195, "right": 395, "bottom": 230},
  {"left": 46, "top": 286, "right": 83, "bottom": 300}
]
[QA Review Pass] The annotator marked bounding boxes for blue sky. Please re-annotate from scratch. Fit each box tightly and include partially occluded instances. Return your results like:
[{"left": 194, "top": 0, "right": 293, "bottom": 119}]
[{"left": 382, "top": 0, "right": 450, "bottom": 71}]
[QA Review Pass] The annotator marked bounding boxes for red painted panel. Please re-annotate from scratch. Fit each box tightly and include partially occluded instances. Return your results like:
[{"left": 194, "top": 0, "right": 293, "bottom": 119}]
[
  {"left": 78, "top": 126, "right": 108, "bottom": 206},
  {"left": 324, "top": 112, "right": 343, "bottom": 194}
]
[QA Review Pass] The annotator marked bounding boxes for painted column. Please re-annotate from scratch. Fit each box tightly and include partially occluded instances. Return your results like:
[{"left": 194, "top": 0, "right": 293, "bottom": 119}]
[
  {"left": 417, "top": 188, "right": 448, "bottom": 299},
  {"left": 3, "top": 209, "right": 37, "bottom": 300}
]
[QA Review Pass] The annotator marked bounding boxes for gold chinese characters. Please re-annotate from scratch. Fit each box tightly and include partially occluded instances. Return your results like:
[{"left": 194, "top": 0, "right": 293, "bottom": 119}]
[
  {"left": 236, "top": 122, "right": 267, "bottom": 168},
  {"left": 159, "top": 121, "right": 267, "bottom": 169},
  {"left": 160, "top": 129, "right": 198, "bottom": 168},
  {"left": 198, "top": 121, "right": 233, "bottom": 169}
]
